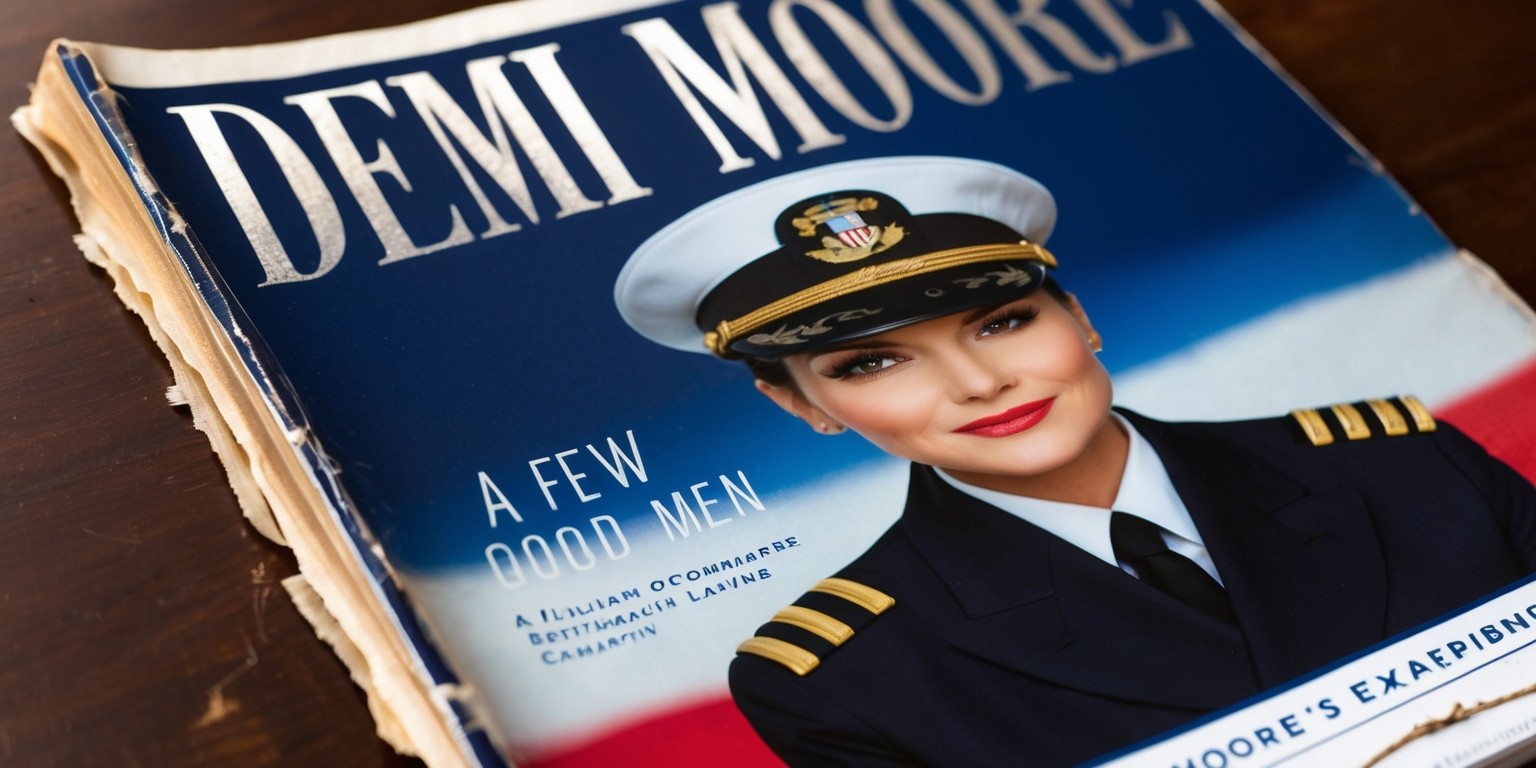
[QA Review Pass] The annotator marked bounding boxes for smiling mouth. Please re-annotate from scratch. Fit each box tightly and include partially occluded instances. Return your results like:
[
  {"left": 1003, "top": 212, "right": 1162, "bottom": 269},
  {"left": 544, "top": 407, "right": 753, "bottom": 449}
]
[{"left": 953, "top": 397, "right": 1056, "bottom": 437}]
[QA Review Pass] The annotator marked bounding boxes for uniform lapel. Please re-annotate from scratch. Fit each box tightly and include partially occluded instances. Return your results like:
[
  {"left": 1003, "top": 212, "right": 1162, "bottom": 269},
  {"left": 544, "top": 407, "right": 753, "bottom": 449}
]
[
  {"left": 900, "top": 465, "right": 1258, "bottom": 710},
  {"left": 1124, "top": 411, "right": 1390, "bottom": 687}
]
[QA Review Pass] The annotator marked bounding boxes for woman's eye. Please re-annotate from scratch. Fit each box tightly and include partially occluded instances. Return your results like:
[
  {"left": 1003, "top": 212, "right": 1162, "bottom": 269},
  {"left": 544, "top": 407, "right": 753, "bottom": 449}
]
[
  {"left": 979, "top": 318, "right": 1019, "bottom": 335},
  {"left": 977, "top": 307, "right": 1039, "bottom": 337},
  {"left": 827, "top": 354, "right": 902, "bottom": 378},
  {"left": 852, "top": 357, "right": 897, "bottom": 374}
]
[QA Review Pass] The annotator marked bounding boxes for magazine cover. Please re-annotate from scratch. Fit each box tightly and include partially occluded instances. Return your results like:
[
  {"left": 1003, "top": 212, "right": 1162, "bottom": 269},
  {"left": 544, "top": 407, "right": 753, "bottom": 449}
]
[{"left": 19, "top": 0, "right": 1536, "bottom": 765}]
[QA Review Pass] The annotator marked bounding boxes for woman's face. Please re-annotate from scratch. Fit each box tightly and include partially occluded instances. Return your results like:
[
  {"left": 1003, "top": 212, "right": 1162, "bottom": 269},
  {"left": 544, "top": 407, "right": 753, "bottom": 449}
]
[{"left": 758, "top": 293, "right": 1117, "bottom": 491}]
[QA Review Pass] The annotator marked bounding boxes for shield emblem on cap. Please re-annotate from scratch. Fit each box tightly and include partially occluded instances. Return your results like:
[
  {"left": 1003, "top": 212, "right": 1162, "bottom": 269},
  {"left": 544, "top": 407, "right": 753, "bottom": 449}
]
[
  {"left": 828, "top": 213, "right": 873, "bottom": 249},
  {"left": 793, "top": 195, "right": 903, "bottom": 263}
]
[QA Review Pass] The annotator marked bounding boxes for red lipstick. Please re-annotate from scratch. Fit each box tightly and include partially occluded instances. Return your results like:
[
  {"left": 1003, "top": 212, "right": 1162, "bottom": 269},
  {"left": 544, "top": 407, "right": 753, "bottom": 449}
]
[{"left": 954, "top": 398, "right": 1055, "bottom": 437}]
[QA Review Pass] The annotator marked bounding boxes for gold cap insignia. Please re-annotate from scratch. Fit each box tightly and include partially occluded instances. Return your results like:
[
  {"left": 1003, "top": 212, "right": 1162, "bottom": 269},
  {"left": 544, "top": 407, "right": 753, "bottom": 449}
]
[{"left": 792, "top": 197, "right": 903, "bottom": 264}]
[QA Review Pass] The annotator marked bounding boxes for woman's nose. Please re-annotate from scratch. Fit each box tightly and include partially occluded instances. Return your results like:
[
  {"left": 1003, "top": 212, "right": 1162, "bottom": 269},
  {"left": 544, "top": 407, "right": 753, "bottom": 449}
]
[{"left": 943, "top": 349, "right": 1014, "bottom": 401}]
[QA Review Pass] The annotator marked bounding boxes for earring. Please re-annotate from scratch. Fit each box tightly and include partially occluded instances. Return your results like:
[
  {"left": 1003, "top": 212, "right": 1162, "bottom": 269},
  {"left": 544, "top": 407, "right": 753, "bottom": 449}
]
[
  {"left": 816, "top": 421, "right": 845, "bottom": 435},
  {"left": 1088, "top": 330, "right": 1103, "bottom": 353}
]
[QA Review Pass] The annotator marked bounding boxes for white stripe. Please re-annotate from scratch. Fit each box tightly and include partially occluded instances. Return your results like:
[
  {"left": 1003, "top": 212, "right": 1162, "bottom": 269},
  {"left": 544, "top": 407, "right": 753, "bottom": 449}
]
[{"left": 1114, "top": 250, "right": 1536, "bottom": 420}]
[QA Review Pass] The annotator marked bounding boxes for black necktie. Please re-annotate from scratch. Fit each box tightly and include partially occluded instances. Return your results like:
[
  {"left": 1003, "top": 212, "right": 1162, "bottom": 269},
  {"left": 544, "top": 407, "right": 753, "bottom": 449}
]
[{"left": 1110, "top": 511, "right": 1236, "bottom": 624}]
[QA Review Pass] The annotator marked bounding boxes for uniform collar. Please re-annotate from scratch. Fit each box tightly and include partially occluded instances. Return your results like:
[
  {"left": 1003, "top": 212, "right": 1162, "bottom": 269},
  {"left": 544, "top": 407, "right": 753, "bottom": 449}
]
[
  {"left": 933, "top": 412, "right": 1202, "bottom": 569},
  {"left": 899, "top": 415, "right": 1263, "bottom": 710}
]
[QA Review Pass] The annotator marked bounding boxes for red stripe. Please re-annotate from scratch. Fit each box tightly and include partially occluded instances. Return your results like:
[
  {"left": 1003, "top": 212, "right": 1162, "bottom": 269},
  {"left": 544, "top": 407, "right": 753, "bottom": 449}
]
[
  {"left": 521, "top": 696, "right": 780, "bottom": 768},
  {"left": 1436, "top": 356, "right": 1536, "bottom": 483}
]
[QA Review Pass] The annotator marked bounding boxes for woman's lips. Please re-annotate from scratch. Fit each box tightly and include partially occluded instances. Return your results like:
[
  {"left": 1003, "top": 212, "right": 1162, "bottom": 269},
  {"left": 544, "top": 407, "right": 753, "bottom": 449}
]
[{"left": 953, "top": 397, "right": 1056, "bottom": 437}]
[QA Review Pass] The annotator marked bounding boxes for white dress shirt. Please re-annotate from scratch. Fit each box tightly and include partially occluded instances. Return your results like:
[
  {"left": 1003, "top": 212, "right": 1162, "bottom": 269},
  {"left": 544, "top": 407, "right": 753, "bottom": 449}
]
[{"left": 934, "top": 413, "right": 1223, "bottom": 584}]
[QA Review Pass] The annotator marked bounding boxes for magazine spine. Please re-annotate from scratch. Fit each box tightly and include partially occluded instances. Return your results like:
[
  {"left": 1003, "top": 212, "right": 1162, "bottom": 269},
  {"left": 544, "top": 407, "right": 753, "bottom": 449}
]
[{"left": 49, "top": 42, "right": 504, "bottom": 768}]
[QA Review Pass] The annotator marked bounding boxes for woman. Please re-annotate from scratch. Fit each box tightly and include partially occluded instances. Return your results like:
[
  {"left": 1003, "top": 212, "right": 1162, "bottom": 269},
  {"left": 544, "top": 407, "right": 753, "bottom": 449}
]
[{"left": 614, "top": 156, "right": 1536, "bottom": 766}]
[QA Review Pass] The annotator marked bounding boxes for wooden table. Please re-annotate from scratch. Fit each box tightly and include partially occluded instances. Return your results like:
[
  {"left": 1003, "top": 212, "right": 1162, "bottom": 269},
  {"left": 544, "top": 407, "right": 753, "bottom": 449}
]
[{"left": 2, "top": 1, "right": 1532, "bottom": 765}]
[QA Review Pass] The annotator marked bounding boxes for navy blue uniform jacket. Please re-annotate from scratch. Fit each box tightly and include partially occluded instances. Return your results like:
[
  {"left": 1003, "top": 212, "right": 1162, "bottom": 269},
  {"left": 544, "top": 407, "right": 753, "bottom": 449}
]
[{"left": 729, "top": 409, "right": 1536, "bottom": 767}]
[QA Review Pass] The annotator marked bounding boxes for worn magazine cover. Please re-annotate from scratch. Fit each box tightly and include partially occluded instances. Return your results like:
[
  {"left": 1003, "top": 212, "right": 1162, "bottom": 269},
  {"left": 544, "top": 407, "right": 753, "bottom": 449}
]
[{"left": 17, "top": 0, "right": 1536, "bottom": 765}]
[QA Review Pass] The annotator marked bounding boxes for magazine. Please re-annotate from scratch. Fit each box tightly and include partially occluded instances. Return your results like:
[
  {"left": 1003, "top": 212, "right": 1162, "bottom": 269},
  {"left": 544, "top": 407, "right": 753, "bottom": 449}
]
[{"left": 16, "top": 0, "right": 1536, "bottom": 765}]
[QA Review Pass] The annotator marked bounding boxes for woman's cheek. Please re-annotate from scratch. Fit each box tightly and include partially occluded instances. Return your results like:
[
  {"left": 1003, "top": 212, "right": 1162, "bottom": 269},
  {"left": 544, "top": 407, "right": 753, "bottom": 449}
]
[
  {"left": 889, "top": 393, "right": 952, "bottom": 449},
  {"left": 829, "top": 385, "right": 929, "bottom": 443}
]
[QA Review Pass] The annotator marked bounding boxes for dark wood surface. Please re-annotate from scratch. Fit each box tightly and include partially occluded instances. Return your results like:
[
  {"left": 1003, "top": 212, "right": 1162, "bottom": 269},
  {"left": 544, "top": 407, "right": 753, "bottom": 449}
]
[{"left": 2, "top": 2, "right": 1532, "bottom": 766}]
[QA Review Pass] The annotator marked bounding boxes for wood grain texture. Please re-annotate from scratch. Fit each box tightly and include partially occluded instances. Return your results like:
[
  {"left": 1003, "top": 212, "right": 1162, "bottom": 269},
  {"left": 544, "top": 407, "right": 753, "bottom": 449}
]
[{"left": 1, "top": 2, "right": 1531, "bottom": 766}]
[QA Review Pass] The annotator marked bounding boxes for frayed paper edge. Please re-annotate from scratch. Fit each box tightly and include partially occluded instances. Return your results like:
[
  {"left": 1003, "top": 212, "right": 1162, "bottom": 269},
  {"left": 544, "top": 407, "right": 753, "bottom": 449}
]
[{"left": 283, "top": 574, "right": 417, "bottom": 754}]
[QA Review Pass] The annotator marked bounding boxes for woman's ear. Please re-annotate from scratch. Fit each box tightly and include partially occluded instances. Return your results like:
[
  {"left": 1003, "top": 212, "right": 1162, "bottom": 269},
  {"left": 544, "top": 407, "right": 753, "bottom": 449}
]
[
  {"left": 754, "top": 379, "right": 846, "bottom": 435},
  {"left": 1062, "top": 292, "right": 1103, "bottom": 353}
]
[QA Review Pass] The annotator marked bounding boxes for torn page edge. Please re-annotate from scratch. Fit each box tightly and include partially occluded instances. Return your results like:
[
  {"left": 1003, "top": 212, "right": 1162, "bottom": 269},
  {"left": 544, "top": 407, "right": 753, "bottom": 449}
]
[
  {"left": 283, "top": 573, "right": 416, "bottom": 753},
  {"left": 71, "top": 229, "right": 286, "bottom": 543},
  {"left": 15, "top": 47, "right": 474, "bottom": 767}
]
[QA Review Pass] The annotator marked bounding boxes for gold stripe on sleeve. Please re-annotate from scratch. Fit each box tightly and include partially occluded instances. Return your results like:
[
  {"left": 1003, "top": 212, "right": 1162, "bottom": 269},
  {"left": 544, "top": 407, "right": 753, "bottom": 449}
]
[
  {"left": 813, "top": 578, "right": 896, "bottom": 614},
  {"left": 772, "top": 606, "right": 855, "bottom": 645},
  {"left": 738, "top": 636, "right": 821, "bottom": 676}
]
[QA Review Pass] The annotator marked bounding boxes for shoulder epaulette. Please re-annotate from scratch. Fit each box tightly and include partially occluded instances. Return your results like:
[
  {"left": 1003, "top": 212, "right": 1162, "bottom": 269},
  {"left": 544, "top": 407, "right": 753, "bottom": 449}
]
[
  {"left": 736, "top": 577, "right": 894, "bottom": 676},
  {"left": 1289, "top": 395, "right": 1436, "bottom": 447}
]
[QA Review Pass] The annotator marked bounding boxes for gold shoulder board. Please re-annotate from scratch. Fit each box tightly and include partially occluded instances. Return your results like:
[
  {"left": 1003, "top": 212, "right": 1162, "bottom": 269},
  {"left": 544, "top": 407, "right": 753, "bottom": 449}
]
[{"left": 1290, "top": 395, "right": 1436, "bottom": 447}]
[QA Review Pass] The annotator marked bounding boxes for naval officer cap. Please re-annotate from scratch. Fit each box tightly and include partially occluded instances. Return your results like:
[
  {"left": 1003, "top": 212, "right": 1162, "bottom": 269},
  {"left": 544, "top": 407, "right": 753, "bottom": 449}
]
[{"left": 615, "top": 156, "right": 1058, "bottom": 359}]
